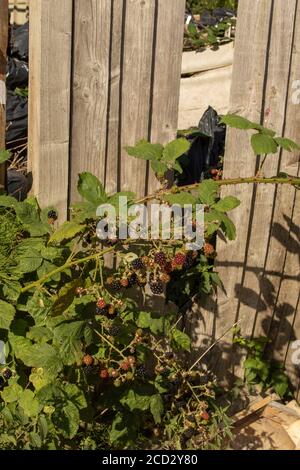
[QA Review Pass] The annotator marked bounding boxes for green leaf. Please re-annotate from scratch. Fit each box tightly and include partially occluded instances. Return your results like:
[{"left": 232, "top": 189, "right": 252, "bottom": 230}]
[
  {"left": 49, "top": 221, "right": 84, "bottom": 244},
  {"left": 0, "top": 300, "right": 15, "bottom": 330},
  {"left": 171, "top": 329, "right": 191, "bottom": 352},
  {"left": 17, "top": 249, "right": 43, "bottom": 273},
  {"left": 274, "top": 137, "right": 300, "bottom": 152},
  {"left": 251, "top": 133, "right": 278, "bottom": 155},
  {"left": 198, "top": 179, "right": 219, "bottom": 205},
  {"left": 136, "top": 311, "right": 166, "bottom": 335},
  {"left": 77, "top": 172, "right": 108, "bottom": 205},
  {"left": 120, "top": 388, "right": 151, "bottom": 411},
  {"left": 1, "top": 383, "right": 23, "bottom": 403},
  {"left": 19, "top": 390, "right": 42, "bottom": 418},
  {"left": 162, "top": 138, "right": 190, "bottom": 163},
  {"left": 110, "top": 412, "right": 138, "bottom": 444},
  {"left": 14, "top": 202, "right": 49, "bottom": 237},
  {"left": 221, "top": 114, "right": 255, "bottom": 130},
  {"left": 218, "top": 213, "right": 237, "bottom": 240},
  {"left": 212, "top": 196, "right": 240, "bottom": 213},
  {"left": 52, "top": 401, "right": 80, "bottom": 439},
  {"left": 29, "top": 432, "right": 42, "bottom": 449},
  {"left": 150, "top": 394, "right": 164, "bottom": 424},
  {"left": 125, "top": 140, "right": 163, "bottom": 161},
  {"left": 53, "top": 321, "right": 85, "bottom": 365},
  {"left": 0, "top": 195, "right": 17, "bottom": 207},
  {"left": 0, "top": 149, "right": 12, "bottom": 164},
  {"left": 51, "top": 280, "right": 81, "bottom": 317},
  {"left": 163, "top": 192, "right": 197, "bottom": 206},
  {"left": 150, "top": 160, "right": 168, "bottom": 177}
]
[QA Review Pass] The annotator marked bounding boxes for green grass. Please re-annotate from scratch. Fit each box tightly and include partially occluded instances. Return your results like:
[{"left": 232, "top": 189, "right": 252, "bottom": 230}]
[{"left": 186, "top": 0, "right": 238, "bottom": 14}]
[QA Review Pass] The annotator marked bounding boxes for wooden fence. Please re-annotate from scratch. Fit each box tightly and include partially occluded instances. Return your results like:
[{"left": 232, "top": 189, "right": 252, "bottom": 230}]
[
  {"left": 0, "top": 1, "right": 8, "bottom": 188},
  {"left": 9, "top": 0, "right": 29, "bottom": 24},
  {"left": 190, "top": 0, "right": 300, "bottom": 398},
  {"left": 28, "top": 0, "right": 186, "bottom": 221}
]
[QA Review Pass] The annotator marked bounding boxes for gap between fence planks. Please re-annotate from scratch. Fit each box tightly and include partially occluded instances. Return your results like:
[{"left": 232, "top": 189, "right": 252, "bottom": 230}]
[{"left": 0, "top": 0, "right": 8, "bottom": 188}]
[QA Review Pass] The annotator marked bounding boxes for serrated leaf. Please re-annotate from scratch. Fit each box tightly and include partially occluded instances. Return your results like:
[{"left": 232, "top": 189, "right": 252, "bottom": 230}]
[
  {"left": 17, "top": 249, "right": 43, "bottom": 273},
  {"left": 53, "top": 321, "right": 85, "bottom": 365},
  {"left": 52, "top": 401, "right": 80, "bottom": 439},
  {"left": 198, "top": 179, "right": 219, "bottom": 205},
  {"left": 171, "top": 329, "right": 191, "bottom": 352},
  {"left": 14, "top": 202, "right": 49, "bottom": 237},
  {"left": 125, "top": 140, "right": 163, "bottom": 161},
  {"left": 49, "top": 221, "right": 84, "bottom": 244},
  {"left": 150, "top": 394, "right": 164, "bottom": 424},
  {"left": 151, "top": 160, "right": 168, "bottom": 177},
  {"left": 163, "top": 192, "right": 197, "bottom": 206},
  {"left": 251, "top": 133, "right": 278, "bottom": 155},
  {"left": 0, "top": 300, "right": 15, "bottom": 330},
  {"left": 162, "top": 138, "right": 190, "bottom": 163},
  {"left": 77, "top": 172, "right": 108, "bottom": 205},
  {"left": 212, "top": 196, "right": 240, "bottom": 213},
  {"left": 221, "top": 114, "right": 254, "bottom": 129},
  {"left": 274, "top": 137, "right": 300, "bottom": 152},
  {"left": 120, "top": 388, "right": 151, "bottom": 411},
  {"left": 1, "top": 383, "right": 23, "bottom": 403},
  {"left": 19, "top": 390, "right": 42, "bottom": 418}
]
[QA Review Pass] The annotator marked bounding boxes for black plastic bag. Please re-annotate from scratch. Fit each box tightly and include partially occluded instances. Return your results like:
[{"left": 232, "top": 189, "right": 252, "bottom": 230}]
[
  {"left": 6, "top": 57, "right": 28, "bottom": 90},
  {"left": 176, "top": 106, "right": 226, "bottom": 186},
  {"left": 7, "top": 169, "right": 31, "bottom": 201},
  {"left": 9, "top": 22, "right": 29, "bottom": 62},
  {"left": 6, "top": 90, "right": 28, "bottom": 144}
]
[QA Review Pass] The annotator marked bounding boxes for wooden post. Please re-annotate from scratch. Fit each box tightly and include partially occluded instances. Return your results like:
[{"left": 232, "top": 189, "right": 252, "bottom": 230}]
[{"left": 0, "top": 0, "right": 8, "bottom": 188}]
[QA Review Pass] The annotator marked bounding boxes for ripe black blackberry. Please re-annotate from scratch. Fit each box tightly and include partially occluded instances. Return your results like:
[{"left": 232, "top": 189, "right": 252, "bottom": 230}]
[
  {"left": 128, "top": 272, "right": 138, "bottom": 287},
  {"left": 135, "top": 364, "right": 147, "bottom": 378},
  {"left": 131, "top": 258, "right": 145, "bottom": 271},
  {"left": 83, "top": 365, "right": 95, "bottom": 375},
  {"left": 184, "top": 252, "right": 194, "bottom": 269},
  {"left": 96, "top": 305, "right": 109, "bottom": 315},
  {"left": 110, "top": 279, "right": 122, "bottom": 292},
  {"left": 109, "top": 324, "right": 121, "bottom": 337},
  {"left": 154, "top": 251, "right": 166, "bottom": 267},
  {"left": 47, "top": 210, "right": 58, "bottom": 221},
  {"left": 149, "top": 279, "right": 164, "bottom": 295},
  {"left": 3, "top": 369, "right": 12, "bottom": 380}
]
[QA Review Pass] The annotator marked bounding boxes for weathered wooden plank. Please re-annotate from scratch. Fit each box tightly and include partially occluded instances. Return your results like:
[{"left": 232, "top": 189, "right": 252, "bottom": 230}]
[
  {"left": 120, "top": 0, "right": 156, "bottom": 197},
  {"left": 28, "top": 0, "right": 72, "bottom": 221},
  {"left": 70, "top": 0, "right": 112, "bottom": 202},
  {"left": 193, "top": 0, "right": 274, "bottom": 379},
  {"left": 105, "top": 0, "right": 124, "bottom": 195},
  {"left": 147, "top": 0, "right": 185, "bottom": 194},
  {"left": 235, "top": 0, "right": 297, "bottom": 362},
  {"left": 0, "top": 0, "right": 8, "bottom": 188}
]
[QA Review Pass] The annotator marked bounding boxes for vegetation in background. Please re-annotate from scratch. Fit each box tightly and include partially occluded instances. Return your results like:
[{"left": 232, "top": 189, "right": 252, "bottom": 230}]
[{"left": 186, "top": 0, "right": 238, "bottom": 14}]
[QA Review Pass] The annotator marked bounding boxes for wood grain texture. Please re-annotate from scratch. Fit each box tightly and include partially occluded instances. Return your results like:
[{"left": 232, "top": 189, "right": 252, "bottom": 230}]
[
  {"left": 70, "top": 0, "right": 111, "bottom": 202},
  {"left": 193, "top": 0, "right": 274, "bottom": 383},
  {"left": 120, "top": 0, "right": 156, "bottom": 197},
  {"left": 28, "top": 0, "right": 72, "bottom": 222},
  {"left": 0, "top": 0, "right": 8, "bottom": 187},
  {"left": 147, "top": 0, "right": 185, "bottom": 193}
]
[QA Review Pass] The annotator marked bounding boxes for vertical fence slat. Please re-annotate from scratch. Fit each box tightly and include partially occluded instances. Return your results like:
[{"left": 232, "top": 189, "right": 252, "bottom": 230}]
[
  {"left": 0, "top": 0, "right": 8, "bottom": 188},
  {"left": 120, "top": 0, "right": 156, "bottom": 196},
  {"left": 148, "top": 0, "right": 185, "bottom": 194},
  {"left": 28, "top": 0, "right": 72, "bottom": 221},
  {"left": 70, "top": 0, "right": 112, "bottom": 202},
  {"left": 191, "top": 0, "right": 274, "bottom": 381}
]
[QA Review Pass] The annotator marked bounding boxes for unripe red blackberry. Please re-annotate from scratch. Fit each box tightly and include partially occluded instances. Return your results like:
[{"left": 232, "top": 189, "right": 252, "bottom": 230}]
[
  {"left": 120, "top": 278, "right": 129, "bottom": 288},
  {"left": 96, "top": 298, "right": 107, "bottom": 309},
  {"left": 82, "top": 355, "right": 94, "bottom": 367},
  {"left": 174, "top": 252, "right": 186, "bottom": 266},
  {"left": 201, "top": 411, "right": 210, "bottom": 421},
  {"left": 154, "top": 251, "right": 167, "bottom": 267},
  {"left": 159, "top": 272, "right": 171, "bottom": 283},
  {"left": 204, "top": 243, "right": 215, "bottom": 257},
  {"left": 120, "top": 360, "right": 131, "bottom": 371},
  {"left": 99, "top": 369, "right": 109, "bottom": 379},
  {"left": 164, "top": 261, "right": 173, "bottom": 274}
]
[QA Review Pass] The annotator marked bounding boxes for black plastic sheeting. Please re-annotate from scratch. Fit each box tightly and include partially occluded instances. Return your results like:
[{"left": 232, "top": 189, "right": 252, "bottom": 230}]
[
  {"left": 176, "top": 106, "right": 226, "bottom": 186},
  {"left": 4, "top": 22, "right": 29, "bottom": 200}
]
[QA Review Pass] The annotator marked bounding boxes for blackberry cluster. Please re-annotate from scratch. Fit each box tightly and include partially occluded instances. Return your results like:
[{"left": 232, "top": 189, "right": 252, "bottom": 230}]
[
  {"left": 154, "top": 251, "right": 166, "bottom": 267},
  {"left": 110, "top": 279, "right": 122, "bottom": 292},
  {"left": 109, "top": 324, "right": 121, "bottom": 337},
  {"left": 131, "top": 258, "right": 145, "bottom": 271},
  {"left": 149, "top": 279, "right": 164, "bottom": 295}
]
